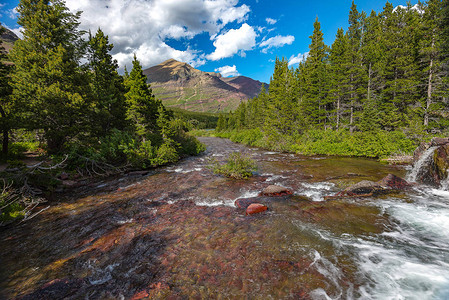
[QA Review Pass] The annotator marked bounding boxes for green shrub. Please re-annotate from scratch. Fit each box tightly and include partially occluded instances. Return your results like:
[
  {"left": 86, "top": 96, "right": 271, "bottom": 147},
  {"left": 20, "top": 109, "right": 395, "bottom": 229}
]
[
  {"left": 152, "top": 139, "right": 179, "bottom": 166},
  {"left": 294, "top": 129, "right": 417, "bottom": 158},
  {"left": 209, "top": 152, "right": 257, "bottom": 179},
  {"left": 0, "top": 189, "right": 25, "bottom": 224}
]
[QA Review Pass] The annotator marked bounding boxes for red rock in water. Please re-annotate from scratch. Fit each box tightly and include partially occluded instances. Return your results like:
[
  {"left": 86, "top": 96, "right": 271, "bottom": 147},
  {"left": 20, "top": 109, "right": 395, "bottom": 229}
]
[
  {"left": 246, "top": 203, "right": 267, "bottom": 215},
  {"left": 377, "top": 174, "right": 410, "bottom": 190}
]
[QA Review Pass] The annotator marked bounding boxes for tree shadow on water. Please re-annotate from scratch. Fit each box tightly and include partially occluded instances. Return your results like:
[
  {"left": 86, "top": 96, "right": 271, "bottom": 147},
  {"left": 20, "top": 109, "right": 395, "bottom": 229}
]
[{"left": 0, "top": 191, "right": 175, "bottom": 299}]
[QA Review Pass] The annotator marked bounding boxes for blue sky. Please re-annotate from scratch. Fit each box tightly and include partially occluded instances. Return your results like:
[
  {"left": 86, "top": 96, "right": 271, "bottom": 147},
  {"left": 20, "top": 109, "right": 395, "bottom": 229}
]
[{"left": 1, "top": 0, "right": 418, "bottom": 83}]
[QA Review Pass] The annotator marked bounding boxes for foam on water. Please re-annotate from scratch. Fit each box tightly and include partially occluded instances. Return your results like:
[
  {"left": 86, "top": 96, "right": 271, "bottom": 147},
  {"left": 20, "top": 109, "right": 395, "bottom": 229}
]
[
  {"left": 265, "top": 174, "right": 289, "bottom": 182},
  {"left": 297, "top": 182, "right": 336, "bottom": 202},
  {"left": 351, "top": 196, "right": 449, "bottom": 299},
  {"left": 167, "top": 167, "right": 203, "bottom": 174}
]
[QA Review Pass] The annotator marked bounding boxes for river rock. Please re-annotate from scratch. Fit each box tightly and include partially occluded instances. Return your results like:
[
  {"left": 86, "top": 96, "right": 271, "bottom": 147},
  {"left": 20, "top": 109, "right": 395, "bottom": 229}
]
[
  {"left": 376, "top": 174, "right": 410, "bottom": 190},
  {"left": 430, "top": 137, "right": 449, "bottom": 147},
  {"left": 342, "top": 180, "right": 385, "bottom": 195},
  {"left": 246, "top": 203, "right": 267, "bottom": 215},
  {"left": 260, "top": 185, "right": 293, "bottom": 196}
]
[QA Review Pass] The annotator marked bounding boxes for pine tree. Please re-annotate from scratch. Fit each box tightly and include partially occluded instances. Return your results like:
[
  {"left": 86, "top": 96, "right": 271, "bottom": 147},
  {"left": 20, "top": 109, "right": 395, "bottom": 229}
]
[
  {"left": 419, "top": 0, "right": 445, "bottom": 127},
  {"left": 265, "top": 57, "right": 297, "bottom": 135},
  {"left": 87, "top": 28, "right": 128, "bottom": 137},
  {"left": 361, "top": 10, "right": 383, "bottom": 116},
  {"left": 328, "top": 28, "right": 349, "bottom": 129},
  {"left": 378, "top": 3, "right": 420, "bottom": 129},
  {"left": 345, "top": 1, "right": 366, "bottom": 129},
  {"left": 301, "top": 18, "right": 329, "bottom": 127},
  {"left": 0, "top": 26, "right": 12, "bottom": 156},
  {"left": 10, "top": 0, "right": 88, "bottom": 153},
  {"left": 442, "top": 0, "right": 449, "bottom": 59},
  {"left": 216, "top": 113, "right": 226, "bottom": 132},
  {"left": 124, "top": 54, "right": 161, "bottom": 137}
]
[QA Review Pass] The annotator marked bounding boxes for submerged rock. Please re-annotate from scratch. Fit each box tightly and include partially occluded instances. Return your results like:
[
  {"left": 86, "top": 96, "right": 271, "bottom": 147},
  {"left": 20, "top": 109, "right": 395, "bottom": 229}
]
[
  {"left": 343, "top": 180, "right": 384, "bottom": 195},
  {"left": 260, "top": 185, "right": 293, "bottom": 196},
  {"left": 377, "top": 174, "right": 410, "bottom": 190},
  {"left": 246, "top": 203, "right": 267, "bottom": 215},
  {"left": 327, "top": 174, "right": 410, "bottom": 200},
  {"left": 235, "top": 197, "right": 261, "bottom": 209}
]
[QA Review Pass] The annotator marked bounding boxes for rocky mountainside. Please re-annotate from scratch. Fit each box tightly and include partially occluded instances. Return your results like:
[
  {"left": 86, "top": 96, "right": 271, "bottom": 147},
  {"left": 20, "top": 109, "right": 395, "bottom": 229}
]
[
  {"left": 143, "top": 59, "right": 267, "bottom": 113},
  {"left": 0, "top": 26, "right": 19, "bottom": 54}
]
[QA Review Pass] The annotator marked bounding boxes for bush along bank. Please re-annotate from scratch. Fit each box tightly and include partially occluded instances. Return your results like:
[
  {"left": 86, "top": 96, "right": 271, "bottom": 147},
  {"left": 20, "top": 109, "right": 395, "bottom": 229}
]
[{"left": 211, "top": 128, "right": 419, "bottom": 159}]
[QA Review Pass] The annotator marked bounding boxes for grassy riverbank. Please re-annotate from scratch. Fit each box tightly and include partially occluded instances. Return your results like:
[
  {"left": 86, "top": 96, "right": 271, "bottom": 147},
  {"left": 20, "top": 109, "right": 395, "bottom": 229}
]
[{"left": 192, "top": 128, "right": 422, "bottom": 159}]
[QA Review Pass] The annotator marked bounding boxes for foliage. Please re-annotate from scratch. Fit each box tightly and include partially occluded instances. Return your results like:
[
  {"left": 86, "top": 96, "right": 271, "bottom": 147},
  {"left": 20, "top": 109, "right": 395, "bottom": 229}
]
[
  {"left": 124, "top": 54, "right": 161, "bottom": 137},
  {"left": 171, "top": 108, "right": 219, "bottom": 129},
  {"left": 293, "top": 129, "right": 417, "bottom": 158},
  {"left": 10, "top": 0, "right": 88, "bottom": 153},
  {"left": 0, "top": 188, "right": 24, "bottom": 223},
  {"left": 208, "top": 152, "right": 257, "bottom": 179},
  {"left": 87, "top": 29, "right": 128, "bottom": 138}
]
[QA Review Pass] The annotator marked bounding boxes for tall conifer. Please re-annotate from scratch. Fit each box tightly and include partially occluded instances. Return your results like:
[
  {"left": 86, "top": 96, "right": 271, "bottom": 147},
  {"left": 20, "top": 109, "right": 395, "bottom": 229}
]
[{"left": 10, "top": 0, "right": 87, "bottom": 153}]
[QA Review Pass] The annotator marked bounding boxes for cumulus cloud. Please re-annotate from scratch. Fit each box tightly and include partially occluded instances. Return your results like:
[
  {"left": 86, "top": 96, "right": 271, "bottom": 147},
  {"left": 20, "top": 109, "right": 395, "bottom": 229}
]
[
  {"left": 260, "top": 35, "right": 294, "bottom": 53},
  {"left": 207, "top": 23, "right": 257, "bottom": 61},
  {"left": 8, "top": 7, "right": 18, "bottom": 19},
  {"left": 65, "top": 0, "right": 250, "bottom": 70},
  {"left": 288, "top": 52, "right": 309, "bottom": 66},
  {"left": 215, "top": 65, "right": 240, "bottom": 77},
  {"left": 265, "top": 18, "right": 277, "bottom": 25}
]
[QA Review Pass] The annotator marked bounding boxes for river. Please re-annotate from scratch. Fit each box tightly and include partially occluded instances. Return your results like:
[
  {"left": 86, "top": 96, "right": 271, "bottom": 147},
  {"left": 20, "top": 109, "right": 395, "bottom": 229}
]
[{"left": 1, "top": 137, "right": 449, "bottom": 299}]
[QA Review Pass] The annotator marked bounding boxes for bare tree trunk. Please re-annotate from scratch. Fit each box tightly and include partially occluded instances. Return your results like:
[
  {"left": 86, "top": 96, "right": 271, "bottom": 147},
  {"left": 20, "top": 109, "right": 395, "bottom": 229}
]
[
  {"left": 367, "top": 62, "right": 372, "bottom": 102},
  {"left": 424, "top": 36, "right": 435, "bottom": 127},
  {"left": 336, "top": 97, "right": 341, "bottom": 130}
]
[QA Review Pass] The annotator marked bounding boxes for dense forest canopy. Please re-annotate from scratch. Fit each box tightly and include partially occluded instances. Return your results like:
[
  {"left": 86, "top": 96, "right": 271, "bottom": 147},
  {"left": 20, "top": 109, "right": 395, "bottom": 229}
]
[{"left": 218, "top": 0, "right": 449, "bottom": 155}]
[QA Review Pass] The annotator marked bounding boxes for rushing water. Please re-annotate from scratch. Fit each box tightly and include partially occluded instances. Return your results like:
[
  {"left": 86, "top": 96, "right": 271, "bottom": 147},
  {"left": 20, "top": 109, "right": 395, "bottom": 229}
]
[
  {"left": 1, "top": 137, "right": 448, "bottom": 299},
  {"left": 406, "top": 146, "right": 438, "bottom": 183}
]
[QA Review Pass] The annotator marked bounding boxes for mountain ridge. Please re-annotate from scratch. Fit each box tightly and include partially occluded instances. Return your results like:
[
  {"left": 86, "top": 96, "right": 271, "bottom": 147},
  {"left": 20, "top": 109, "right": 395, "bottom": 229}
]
[{"left": 142, "top": 59, "right": 267, "bottom": 113}]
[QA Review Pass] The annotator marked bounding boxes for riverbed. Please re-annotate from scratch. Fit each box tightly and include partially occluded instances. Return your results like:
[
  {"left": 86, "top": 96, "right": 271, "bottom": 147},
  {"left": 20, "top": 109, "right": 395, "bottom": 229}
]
[{"left": 1, "top": 137, "right": 448, "bottom": 299}]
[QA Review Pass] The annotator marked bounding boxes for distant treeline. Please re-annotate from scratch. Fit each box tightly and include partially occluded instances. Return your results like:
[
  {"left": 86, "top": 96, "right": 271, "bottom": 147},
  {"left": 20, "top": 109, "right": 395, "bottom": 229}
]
[{"left": 171, "top": 108, "right": 219, "bottom": 129}]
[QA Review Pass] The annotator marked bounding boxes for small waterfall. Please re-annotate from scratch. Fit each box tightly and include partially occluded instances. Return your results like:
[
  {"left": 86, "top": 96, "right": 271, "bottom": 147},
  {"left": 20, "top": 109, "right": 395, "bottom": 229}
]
[
  {"left": 407, "top": 146, "right": 438, "bottom": 183},
  {"left": 441, "top": 175, "right": 449, "bottom": 191}
]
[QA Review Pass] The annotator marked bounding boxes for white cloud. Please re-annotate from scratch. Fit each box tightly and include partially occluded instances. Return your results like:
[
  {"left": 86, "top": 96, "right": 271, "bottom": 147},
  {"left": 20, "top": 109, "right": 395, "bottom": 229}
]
[
  {"left": 265, "top": 18, "right": 277, "bottom": 25},
  {"left": 64, "top": 0, "right": 251, "bottom": 70},
  {"left": 260, "top": 35, "right": 294, "bottom": 53},
  {"left": 8, "top": 7, "right": 18, "bottom": 19},
  {"left": 207, "top": 23, "right": 257, "bottom": 60},
  {"left": 215, "top": 65, "right": 240, "bottom": 77},
  {"left": 288, "top": 52, "right": 308, "bottom": 66},
  {"left": 393, "top": 4, "right": 422, "bottom": 14}
]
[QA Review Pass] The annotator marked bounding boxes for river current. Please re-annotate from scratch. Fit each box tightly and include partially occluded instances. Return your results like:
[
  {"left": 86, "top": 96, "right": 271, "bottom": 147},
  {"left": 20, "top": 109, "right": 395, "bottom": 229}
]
[{"left": 1, "top": 137, "right": 448, "bottom": 299}]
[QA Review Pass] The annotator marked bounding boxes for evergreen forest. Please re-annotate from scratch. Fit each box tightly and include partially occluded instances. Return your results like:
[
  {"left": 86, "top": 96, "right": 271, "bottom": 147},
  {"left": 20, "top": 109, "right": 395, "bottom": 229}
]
[
  {"left": 0, "top": 0, "right": 205, "bottom": 166},
  {"left": 215, "top": 0, "right": 449, "bottom": 158}
]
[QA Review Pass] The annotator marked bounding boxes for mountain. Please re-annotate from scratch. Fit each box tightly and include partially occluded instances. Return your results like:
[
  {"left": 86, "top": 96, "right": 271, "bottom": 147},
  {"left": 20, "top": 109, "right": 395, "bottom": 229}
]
[
  {"left": 142, "top": 59, "right": 267, "bottom": 113},
  {"left": 0, "top": 26, "right": 19, "bottom": 54}
]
